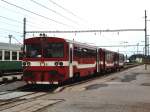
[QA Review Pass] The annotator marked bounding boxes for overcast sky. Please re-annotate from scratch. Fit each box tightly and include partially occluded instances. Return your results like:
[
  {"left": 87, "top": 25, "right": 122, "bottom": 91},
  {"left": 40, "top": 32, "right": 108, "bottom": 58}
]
[{"left": 0, "top": 0, "right": 150, "bottom": 56}]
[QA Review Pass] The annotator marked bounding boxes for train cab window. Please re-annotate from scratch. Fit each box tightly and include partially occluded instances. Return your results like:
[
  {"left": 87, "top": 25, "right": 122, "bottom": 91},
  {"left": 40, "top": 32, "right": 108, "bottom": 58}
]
[
  {"left": 0, "top": 51, "right": 2, "bottom": 60},
  {"left": 25, "top": 44, "right": 41, "bottom": 58},
  {"left": 5, "top": 51, "right": 10, "bottom": 60},
  {"left": 12, "top": 52, "right": 17, "bottom": 60},
  {"left": 19, "top": 52, "right": 23, "bottom": 60},
  {"left": 44, "top": 43, "right": 64, "bottom": 58}
]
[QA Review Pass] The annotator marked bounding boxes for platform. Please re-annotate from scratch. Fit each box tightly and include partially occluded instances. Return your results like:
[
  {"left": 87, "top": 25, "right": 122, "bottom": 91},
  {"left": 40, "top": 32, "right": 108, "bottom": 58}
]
[{"left": 38, "top": 65, "right": 150, "bottom": 112}]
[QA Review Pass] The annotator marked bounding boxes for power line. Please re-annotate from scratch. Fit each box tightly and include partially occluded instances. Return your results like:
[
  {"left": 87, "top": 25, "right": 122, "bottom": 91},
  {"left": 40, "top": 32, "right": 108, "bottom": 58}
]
[
  {"left": 30, "top": 0, "right": 78, "bottom": 25},
  {"left": 12, "top": 36, "right": 22, "bottom": 45},
  {"left": 48, "top": 0, "right": 86, "bottom": 22},
  {"left": 0, "top": 27, "right": 22, "bottom": 34},
  {"left": 0, "top": 15, "right": 22, "bottom": 24},
  {"left": 0, "top": 15, "right": 41, "bottom": 29},
  {"left": 98, "top": 44, "right": 145, "bottom": 47},
  {"left": 0, "top": 20, "right": 21, "bottom": 28},
  {"left": 119, "top": 51, "right": 143, "bottom": 53},
  {"left": 0, "top": 5, "right": 51, "bottom": 29},
  {"left": 1, "top": 0, "right": 74, "bottom": 28}
]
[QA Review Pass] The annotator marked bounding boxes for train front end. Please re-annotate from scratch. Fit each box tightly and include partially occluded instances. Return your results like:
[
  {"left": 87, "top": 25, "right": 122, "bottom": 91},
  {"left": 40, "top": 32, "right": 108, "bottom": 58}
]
[{"left": 23, "top": 37, "right": 69, "bottom": 84}]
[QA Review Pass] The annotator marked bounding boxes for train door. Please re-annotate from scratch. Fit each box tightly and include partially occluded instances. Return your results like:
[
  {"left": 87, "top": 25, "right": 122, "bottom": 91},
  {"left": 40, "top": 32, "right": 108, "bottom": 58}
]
[
  {"left": 96, "top": 48, "right": 99, "bottom": 73},
  {"left": 99, "top": 48, "right": 105, "bottom": 73},
  {"left": 69, "top": 43, "right": 73, "bottom": 78}
]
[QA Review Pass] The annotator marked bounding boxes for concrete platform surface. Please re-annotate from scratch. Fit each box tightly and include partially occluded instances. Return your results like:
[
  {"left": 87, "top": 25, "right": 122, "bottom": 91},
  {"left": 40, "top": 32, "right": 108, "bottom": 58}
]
[{"left": 37, "top": 65, "right": 150, "bottom": 112}]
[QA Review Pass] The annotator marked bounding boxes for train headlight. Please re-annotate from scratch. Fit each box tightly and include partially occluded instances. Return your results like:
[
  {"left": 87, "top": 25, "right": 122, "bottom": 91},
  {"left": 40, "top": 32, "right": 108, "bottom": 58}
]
[
  {"left": 27, "top": 62, "right": 31, "bottom": 66},
  {"left": 55, "top": 62, "right": 58, "bottom": 66},
  {"left": 59, "top": 62, "right": 63, "bottom": 66},
  {"left": 22, "top": 62, "right": 26, "bottom": 66}
]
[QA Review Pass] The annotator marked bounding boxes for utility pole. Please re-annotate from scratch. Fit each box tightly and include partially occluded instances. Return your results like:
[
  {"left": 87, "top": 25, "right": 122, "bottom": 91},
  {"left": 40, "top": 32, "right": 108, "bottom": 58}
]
[
  {"left": 145, "top": 10, "right": 147, "bottom": 70},
  {"left": 137, "top": 43, "right": 139, "bottom": 54},
  {"left": 23, "top": 18, "right": 26, "bottom": 52},
  {"left": 8, "top": 34, "right": 12, "bottom": 44}
]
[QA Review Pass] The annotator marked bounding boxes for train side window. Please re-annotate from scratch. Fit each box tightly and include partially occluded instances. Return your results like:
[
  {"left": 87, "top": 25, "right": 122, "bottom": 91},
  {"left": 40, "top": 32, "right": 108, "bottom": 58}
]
[
  {"left": 5, "top": 51, "right": 10, "bottom": 60},
  {"left": 0, "top": 51, "right": 2, "bottom": 60},
  {"left": 19, "top": 52, "right": 23, "bottom": 60},
  {"left": 12, "top": 52, "right": 17, "bottom": 60}
]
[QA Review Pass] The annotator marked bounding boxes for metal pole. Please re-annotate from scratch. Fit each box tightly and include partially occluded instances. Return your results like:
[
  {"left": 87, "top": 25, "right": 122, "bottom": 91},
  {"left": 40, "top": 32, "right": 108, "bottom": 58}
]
[
  {"left": 8, "top": 34, "right": 12, "bottom": 45},
  {"left": 137, "top": 43, "right": 139, "bottom": 54},
  {"left": 145, "top": 10, "right": 147, "bottom": 70},
  {"left": 23, "top": 18, "right": 26, "bottom": 52}
]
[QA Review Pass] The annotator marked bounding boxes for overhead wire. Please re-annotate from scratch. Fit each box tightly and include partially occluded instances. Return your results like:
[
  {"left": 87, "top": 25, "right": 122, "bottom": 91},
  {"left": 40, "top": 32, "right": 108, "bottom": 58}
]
[
  {"left": 0, "top": 15, "right": 32, "bottom": 28},
  {"left": 12, "top": 36, "right": 23, "bottom": 45},
  {"left": 0, "top": 20, "right": 21, "bottom": 28},
  {"left": 48, "top": 0, "right": 86, "bottom": 23},
  {"left": 0, "top": 0, "right": 74, "bottom": 28},
  {"left": 0, "top": 4, "right": 56, "bottom": 29},
  {"left": 0, "top": 27, "right": 22, "bottom": 34},
  {"left": 0, "top": 15, "right": 22, "bottom": 24},
  {"left": 30, "top": 0, "right": 78, "bottom": 25}
]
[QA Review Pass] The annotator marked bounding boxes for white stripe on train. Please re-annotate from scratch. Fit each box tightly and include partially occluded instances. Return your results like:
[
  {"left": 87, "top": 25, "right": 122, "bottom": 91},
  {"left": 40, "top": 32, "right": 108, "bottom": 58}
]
[{"left": 24, "top": 61, "right": 97, "bottom": 69}]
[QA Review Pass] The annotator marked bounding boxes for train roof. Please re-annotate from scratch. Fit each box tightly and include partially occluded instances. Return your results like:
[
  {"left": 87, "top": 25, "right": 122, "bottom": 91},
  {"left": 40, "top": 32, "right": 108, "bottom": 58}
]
[
  {"left": 0, "top": 42, "right": 22, "bottom": 51},
  {"left": 25, "top": 36, "right": 97, "bottom": 49}
]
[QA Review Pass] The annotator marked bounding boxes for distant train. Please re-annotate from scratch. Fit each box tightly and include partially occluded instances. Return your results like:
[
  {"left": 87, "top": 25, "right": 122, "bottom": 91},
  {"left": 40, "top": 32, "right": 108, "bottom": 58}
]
[
  {"left": 23, "top": 36, "right": 124, "bottom": 84},
  {"left": 0, "top": 42, "right": 23, "bottom": 75}
]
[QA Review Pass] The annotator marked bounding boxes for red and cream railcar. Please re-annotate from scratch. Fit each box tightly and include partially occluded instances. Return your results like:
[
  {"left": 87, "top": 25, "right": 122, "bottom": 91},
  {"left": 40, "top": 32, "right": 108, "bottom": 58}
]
[
  {"left": 98, "top": 49, "right": 121, "bottom": 73},
  {"left": 118, "top": 53, "right": 124, "bottom": 68},
  {"left": 23, "top": 37, "right": 97, "bottom": 84}
]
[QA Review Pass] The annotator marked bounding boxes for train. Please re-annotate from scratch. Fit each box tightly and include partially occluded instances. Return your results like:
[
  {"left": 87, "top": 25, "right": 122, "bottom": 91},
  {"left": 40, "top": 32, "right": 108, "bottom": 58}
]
[
  {"left": 0, "top": 42, "right": 23, "bottom": 76},
  {"left": 22, "top": 36, "right": 124, "bottom": 84}
]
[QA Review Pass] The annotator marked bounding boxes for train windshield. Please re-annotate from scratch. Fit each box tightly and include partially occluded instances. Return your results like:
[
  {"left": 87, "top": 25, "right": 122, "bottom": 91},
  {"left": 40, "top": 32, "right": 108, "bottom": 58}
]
[
  {"left": 43, "top": 43, "right": 64, "bottom": 58},
  {"left": 25, "top": 44, "right": 42, "bottom": 58}
]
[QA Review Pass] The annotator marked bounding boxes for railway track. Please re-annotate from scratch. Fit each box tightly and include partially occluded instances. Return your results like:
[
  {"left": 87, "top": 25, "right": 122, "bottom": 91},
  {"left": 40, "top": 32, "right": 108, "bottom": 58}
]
[
  {"left": 0, "top": 64, "right": 139, "bottom": 112},
  {"left": 0, "top": 84, "right": 63, "bottom": 112}
]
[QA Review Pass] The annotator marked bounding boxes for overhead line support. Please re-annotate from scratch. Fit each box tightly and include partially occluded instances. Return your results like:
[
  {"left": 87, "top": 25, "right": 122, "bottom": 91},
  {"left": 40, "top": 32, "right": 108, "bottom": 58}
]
[{"left": 26, "top": 29, "right": 144, "bottom": 34}]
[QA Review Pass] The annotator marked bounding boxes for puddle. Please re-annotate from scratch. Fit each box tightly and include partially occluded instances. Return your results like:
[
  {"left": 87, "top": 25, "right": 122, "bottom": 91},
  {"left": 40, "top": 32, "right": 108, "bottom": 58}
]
[
  {"left": 85, "top": 84, "right": 108, "bottom": 90},
  {"left": 141, "top": 83, "right": 150, "bottom": 86},
  {"left": 121, "top": 74, "right": 139, "bottom": 82}
]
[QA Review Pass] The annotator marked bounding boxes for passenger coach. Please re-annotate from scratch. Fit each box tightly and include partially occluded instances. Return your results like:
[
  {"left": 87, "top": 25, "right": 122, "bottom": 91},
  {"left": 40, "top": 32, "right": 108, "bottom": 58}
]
[
  {"left": 0, "top": 42, "right": 22, "bottom": 75},
  {"left": 23, "top": 36, "right": 124, "bottom": 85},
  {"left": 23, "top": 36, "right": 97, "bottom": 84}
]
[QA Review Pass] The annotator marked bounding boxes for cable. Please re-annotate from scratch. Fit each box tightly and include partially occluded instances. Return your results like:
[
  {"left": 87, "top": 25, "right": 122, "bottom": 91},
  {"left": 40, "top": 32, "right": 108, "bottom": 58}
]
[
  {"left": 0, "top": 20, "right": 21, "bottom": 28},
  {"left": 26, "top": 29, "right": 144, "bottom": 34},
  {"left": 0, "top": 27, "right": 22, "bottom": 34},
  {"left": 48, "top": 0, "right": 86, "bottom": 22},
  {"left": 12, "top": 36, "right": 22, "bottom": 45},
  {"left": 1, "top": 0, "right": 74, "bottom": 28},
  {"left": 0, "top": 5, "right": 57, "bottom": 29},
  {"left": 0, "top": 15, "right": 40, "bottom": 29},
  {"left": 0, "top": 15, "right": 22, "bottom": 24},
  {"left": 0, "top": 6, "right": 58, "bottom": 28},
  {"left": 30, "top": 0, "right": 78, "bottom": 25}
]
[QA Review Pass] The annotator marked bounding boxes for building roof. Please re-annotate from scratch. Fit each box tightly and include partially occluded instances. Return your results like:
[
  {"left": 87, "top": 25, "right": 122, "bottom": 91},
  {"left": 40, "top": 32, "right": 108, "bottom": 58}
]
[{"left": 0, "top": 42, "right": 22, "bottom": 51}]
